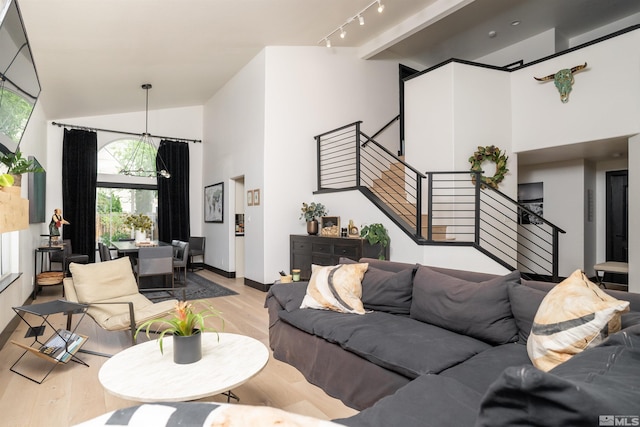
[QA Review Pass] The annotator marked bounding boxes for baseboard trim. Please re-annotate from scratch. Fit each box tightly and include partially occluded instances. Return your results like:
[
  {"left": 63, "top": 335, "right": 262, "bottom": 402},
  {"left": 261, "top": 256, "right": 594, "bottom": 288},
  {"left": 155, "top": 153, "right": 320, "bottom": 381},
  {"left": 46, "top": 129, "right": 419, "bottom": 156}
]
[
  {"left": 202, "top": 264, "right": 236, "bottom": 279},
  {"left": 244, "top": 278, "right": 271, "bottom": 292},
  {"left": 200, "top": 264, "right": 270, "bottom": 292}
]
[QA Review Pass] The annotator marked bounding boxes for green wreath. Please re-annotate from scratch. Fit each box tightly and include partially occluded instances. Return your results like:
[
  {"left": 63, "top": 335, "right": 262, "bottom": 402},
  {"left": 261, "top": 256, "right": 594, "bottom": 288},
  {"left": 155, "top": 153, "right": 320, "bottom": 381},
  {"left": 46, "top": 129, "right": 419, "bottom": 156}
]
[{"left": 469, "top": 145, "right": 508, "bottom": 190}]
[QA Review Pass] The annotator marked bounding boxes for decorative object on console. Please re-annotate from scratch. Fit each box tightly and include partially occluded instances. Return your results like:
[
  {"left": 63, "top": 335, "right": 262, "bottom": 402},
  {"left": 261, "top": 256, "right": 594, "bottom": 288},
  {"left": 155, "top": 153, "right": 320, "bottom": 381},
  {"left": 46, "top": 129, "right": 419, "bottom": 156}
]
[
  {"left": 468, "top": 145, "right": 508, "bottom": 190},
  {"left": 300, "top": 263, "right": 369, "bottom": 314},
  {"left": 320, "top": 216, "right": 340, "bottom": 237},
  {"left": 300, "top": 202, "right": 327, "bottom": 235},
  {"left": 48, "top": 208, "right": 69, "bottom": 242},
  {"left": 360, "top": 223, "right": 390, "bottom": 260},
  {"left": 534, "top": 62, "right": 587, "bottom": 103},
  {"left": 348, "top": 219, "right": 359, "bottom": 237},
  {"left": 527, "top": 269, "right": 629, "bottom": 372},
  {"left": 135, "top": 300, "right": 224, "bottom": 364}
]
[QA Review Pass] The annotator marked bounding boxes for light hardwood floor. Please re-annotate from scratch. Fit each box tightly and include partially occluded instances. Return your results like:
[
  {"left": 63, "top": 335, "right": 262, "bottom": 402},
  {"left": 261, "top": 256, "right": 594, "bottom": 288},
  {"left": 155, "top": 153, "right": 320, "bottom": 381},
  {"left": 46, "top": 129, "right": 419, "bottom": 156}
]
[{"left": 0, "top": 271, "right": 358, "bottom": 426}]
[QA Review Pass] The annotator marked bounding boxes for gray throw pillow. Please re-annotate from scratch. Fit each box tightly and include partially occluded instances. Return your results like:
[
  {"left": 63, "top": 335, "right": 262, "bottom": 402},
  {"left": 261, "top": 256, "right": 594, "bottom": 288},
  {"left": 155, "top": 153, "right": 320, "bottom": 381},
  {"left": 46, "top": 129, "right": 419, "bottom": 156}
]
[
  {"left": 507, "top": 282, "right": 547, "bottom": 343},
  {"left": 361, "top": 266, "right": 417, "bottom": 315},
  {"left": 410, "top": 266, "right": 520, "bottom": 345}
]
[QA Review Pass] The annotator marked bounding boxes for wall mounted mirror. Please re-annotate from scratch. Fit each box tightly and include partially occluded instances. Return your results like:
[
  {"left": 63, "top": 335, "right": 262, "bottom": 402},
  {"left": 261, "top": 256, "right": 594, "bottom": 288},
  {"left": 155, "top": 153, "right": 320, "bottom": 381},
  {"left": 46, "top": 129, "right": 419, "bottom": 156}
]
[{"left": 0, "top": 0, "right": 40, "bottom": 152}]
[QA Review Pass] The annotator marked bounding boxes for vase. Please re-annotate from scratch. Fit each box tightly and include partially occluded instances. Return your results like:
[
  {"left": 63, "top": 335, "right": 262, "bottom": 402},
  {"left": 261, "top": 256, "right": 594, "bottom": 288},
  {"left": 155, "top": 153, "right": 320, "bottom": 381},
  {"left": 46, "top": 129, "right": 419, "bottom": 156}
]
[
  {"left": 135, "top": 229, "right": 146, "bottom": 242},
  {"left": 173, "top": 331, "right": 202, "bottom": 364},
  {"left": 307, "top": 219, "right": 318, "bottom": 235}
]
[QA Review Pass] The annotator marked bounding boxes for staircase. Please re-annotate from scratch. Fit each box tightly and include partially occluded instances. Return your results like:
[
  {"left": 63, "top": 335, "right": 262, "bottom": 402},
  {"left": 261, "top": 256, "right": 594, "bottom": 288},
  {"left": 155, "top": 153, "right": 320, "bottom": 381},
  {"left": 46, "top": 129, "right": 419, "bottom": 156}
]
[
  {"left": 371, "top": 160, "right": 448, "bottom": 240},
  {"left": 314, "top": 120, "right": 566, "bottom": 281}
]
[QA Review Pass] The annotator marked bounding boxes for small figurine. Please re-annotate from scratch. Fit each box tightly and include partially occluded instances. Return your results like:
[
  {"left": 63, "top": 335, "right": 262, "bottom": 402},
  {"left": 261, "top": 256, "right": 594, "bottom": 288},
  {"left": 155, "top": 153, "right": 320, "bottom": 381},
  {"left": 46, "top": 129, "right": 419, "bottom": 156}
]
[{"left": 49, "top": 208, "right": 69, "bottom": 241}]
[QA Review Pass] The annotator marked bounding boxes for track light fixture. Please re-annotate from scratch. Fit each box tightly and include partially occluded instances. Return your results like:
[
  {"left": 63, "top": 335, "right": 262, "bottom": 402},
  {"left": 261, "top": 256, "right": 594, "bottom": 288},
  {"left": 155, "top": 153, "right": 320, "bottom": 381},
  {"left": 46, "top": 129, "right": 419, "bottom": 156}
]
[{"left": 318, "top": 0, "right": 386, "bottom": 47}]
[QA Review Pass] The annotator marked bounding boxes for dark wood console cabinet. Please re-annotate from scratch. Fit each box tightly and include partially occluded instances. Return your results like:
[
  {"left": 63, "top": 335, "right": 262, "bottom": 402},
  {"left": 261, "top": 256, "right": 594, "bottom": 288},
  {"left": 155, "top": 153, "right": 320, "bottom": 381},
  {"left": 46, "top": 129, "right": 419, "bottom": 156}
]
[{"left": 290, "top": 234, "right": 389, "bottom": 280}]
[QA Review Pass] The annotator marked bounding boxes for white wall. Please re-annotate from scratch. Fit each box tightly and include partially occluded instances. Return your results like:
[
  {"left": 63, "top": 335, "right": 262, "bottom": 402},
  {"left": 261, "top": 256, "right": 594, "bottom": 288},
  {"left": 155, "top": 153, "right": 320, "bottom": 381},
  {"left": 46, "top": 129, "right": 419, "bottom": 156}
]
[
  {"left": 203, "top": 46, "right": 400, "bottom": 284},
  {"left": 203, "top": 50, "right": 266, "bottom": 281},
  {"left": 45, "top": 105, "right": 204, "bottom": 238},
  {"left": 629, "top": 135, "right": 640, "bottom": 294},
  {"left": 518, "top": 160, "right": 586, "bottom": 277},
  {"left": 511, "top": 30, "right": 640, "bottom": 152},
  {"left": 0, "top": 99, "right": 48, "bottom": 333}
]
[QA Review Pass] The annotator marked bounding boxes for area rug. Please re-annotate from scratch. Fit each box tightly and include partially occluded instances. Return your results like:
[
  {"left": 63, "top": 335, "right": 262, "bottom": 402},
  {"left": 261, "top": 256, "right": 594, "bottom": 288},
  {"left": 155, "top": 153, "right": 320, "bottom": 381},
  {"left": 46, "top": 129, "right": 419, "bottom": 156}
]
[{"left": 142, "top": 272, "right": 237, "bottom": 302}]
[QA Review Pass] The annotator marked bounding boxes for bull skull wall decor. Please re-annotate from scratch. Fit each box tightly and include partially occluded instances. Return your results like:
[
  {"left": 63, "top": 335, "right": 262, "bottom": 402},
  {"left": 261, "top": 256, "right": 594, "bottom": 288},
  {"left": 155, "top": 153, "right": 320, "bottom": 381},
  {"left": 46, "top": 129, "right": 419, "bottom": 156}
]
[{"left": 534, "top": 62, "right": 587, "bottom": 103}]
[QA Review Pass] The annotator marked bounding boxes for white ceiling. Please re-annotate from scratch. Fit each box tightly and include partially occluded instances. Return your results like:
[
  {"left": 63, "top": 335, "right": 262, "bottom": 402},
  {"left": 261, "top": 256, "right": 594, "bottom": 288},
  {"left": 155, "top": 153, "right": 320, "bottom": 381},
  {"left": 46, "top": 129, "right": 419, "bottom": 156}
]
[
  {"left": 17, "top": 0, "right": 640, "bottom": 120},
  {"left": 15, "top": 0, "right": 640, "bottom": 146}
]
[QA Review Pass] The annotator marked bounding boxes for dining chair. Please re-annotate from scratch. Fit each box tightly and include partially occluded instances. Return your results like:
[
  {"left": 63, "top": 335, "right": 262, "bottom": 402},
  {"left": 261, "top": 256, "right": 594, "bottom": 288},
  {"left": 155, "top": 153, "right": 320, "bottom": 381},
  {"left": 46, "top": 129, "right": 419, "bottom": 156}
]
[
  {"left": 188, "top": 237, "right": 205, "bottom": 271},
  {"left": 135, "top": 246, "right": 184, "bottom": 299},
  {"left": 172, "top": 241, "right": 190, "bottom": 285},
  {"left": 98, "top": 242, "right": 113, "bottom": 262},
  {"left": 50, "top": 239, "right": 89, "bottom": 275}
]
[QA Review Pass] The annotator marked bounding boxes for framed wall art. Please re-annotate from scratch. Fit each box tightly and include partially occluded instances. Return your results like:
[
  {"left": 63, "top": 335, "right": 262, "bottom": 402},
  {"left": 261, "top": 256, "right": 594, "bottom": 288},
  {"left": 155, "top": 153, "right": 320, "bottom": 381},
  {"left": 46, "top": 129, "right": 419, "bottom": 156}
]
[
  {"left": 253, "top": 189, "right": 260, "bottom": 206},
  {"left": 247, "top": 190, "right": 253, "bottom": 206},
  {"left": 204, "top": 182, "right": 224, "bottom": 223}
]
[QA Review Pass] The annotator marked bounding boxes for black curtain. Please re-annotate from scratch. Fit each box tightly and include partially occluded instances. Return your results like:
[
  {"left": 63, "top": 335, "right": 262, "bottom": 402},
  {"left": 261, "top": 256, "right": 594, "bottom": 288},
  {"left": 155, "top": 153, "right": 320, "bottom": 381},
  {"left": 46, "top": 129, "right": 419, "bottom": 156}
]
[
  {"left": 62, "top": 129, "right": 97, "bottom": 262},
  {"left": 157, "top": 140, "right": 190, "bottom": 243}
]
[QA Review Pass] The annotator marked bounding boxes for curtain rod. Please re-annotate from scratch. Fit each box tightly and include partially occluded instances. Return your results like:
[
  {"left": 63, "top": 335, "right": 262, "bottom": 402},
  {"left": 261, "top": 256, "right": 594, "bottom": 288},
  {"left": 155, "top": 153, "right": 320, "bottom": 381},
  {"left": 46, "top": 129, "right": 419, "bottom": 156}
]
[{"left": 51, "top": 121, "right": 202, "bottom": 143}]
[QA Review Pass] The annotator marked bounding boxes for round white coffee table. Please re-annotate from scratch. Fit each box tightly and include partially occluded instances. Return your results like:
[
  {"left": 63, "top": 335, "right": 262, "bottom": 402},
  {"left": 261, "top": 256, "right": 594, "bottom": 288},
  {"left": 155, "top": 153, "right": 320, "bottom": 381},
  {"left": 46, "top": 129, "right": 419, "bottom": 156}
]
[{"left": 98, "top": 332, "right": 269, "bottom": 402}]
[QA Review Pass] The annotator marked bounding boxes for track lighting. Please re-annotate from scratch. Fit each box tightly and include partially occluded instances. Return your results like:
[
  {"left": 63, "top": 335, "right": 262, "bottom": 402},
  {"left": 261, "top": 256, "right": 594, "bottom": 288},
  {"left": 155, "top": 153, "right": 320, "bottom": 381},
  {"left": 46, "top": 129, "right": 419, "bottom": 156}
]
[{"left": 318, "top": 0, "right": 387, "bottom": 47}]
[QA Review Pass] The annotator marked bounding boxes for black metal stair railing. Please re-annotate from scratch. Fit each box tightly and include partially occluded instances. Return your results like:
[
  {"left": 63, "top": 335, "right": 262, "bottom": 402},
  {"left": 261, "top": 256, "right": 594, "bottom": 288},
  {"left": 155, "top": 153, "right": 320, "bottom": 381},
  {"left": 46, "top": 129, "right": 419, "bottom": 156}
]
[{"left": 314, "top": 121, "right": 566, "bottom": 281}]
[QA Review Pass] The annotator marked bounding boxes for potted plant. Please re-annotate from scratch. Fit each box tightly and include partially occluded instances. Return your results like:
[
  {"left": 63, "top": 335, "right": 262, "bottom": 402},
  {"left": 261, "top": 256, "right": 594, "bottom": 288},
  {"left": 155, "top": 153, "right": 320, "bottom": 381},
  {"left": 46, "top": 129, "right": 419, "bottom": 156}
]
[
  {"left": 300, "top": 202, "right": 327, "bottom": 235},
  {"left": 360, "top": 223, "right": 390, "bottom": 260},
  {"left": 124, "top": 213, "right": 153, "bottom": 241},
  {"left": 0, "top": 149, "right": 44, "bottom": 187},
  {"left": 135, "top": 300, "right": 224, "bottom": 364}
]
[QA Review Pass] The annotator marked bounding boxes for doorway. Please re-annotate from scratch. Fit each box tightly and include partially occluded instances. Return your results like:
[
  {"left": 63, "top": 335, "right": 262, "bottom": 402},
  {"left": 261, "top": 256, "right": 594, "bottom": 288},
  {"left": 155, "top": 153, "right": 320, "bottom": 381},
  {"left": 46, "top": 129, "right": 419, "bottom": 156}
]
[
  {"left": 605, "top": 170, "right": 628, "bottom": 284},
  {"left": 232, "top": 176, "right": 245, "bottom": 278}
]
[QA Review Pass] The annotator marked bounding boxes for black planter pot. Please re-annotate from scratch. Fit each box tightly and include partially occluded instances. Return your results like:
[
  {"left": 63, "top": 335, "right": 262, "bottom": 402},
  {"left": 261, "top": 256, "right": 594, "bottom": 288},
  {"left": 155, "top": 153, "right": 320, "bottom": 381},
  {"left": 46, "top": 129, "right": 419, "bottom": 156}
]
[{"left": 173, "top": 331, "right": 202, "bottom": 364}]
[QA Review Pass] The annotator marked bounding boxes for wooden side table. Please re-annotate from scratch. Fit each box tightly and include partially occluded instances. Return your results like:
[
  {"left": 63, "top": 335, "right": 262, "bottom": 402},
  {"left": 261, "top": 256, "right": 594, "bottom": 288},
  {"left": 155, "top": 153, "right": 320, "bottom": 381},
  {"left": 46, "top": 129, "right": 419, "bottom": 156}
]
[{"left": 33, "top": 245, "right": 65, "bottom": 299}]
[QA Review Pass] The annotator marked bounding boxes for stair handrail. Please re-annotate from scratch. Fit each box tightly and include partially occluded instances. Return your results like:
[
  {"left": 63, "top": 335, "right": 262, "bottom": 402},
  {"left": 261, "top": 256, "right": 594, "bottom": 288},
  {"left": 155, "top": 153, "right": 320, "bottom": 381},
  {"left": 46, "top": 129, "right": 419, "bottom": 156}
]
[
  {"left": 361, "top": 132, "right": 426, "bottom": 179},
  {"left": 369, "top": 114, "right": 400, "bottom": 141}
]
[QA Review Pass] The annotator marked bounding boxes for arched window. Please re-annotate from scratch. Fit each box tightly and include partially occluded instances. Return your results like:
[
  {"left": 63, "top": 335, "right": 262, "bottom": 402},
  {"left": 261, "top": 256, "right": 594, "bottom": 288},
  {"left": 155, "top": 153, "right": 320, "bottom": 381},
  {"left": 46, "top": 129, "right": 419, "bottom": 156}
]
[{"left": 96, "top": 139, "right": 159, "bottom": 248}]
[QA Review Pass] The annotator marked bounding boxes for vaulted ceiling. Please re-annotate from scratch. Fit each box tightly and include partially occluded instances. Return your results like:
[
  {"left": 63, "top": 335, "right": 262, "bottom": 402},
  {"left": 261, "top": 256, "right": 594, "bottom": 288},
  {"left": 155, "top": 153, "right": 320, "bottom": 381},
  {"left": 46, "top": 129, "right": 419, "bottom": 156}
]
[{"left": 16, "top": 0, "right": 640, "bottom": 121}]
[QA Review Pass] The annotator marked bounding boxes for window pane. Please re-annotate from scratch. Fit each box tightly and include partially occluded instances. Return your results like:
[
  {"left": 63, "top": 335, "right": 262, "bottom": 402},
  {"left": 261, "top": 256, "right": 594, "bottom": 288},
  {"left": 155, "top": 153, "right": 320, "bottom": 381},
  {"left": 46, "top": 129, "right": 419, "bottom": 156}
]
[
  {"left": 97, "top": 138, "right": 157, "bottom": 176},
  {"left": 96, "top": 187, "right": 158, "bottom": 246}
]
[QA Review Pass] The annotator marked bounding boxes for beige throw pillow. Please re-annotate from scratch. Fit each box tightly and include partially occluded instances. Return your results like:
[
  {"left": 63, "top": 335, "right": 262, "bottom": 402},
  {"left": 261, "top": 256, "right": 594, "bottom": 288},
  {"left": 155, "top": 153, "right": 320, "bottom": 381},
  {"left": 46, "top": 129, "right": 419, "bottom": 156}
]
[
  {"left": 300, "top": 263, "right": 369, "bottom": 314},
  {"left": 527, "top": 269, "right": 630, "bottom": 371},
  {"left": 69, "top": 256, "right": 139, "bottom": 303}
]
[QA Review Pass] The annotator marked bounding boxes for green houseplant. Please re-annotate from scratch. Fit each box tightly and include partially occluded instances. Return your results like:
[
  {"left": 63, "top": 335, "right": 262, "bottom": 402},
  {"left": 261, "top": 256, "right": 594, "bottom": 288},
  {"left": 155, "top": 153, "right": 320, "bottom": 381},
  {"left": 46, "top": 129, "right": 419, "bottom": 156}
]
[
  {"left": 300, "top": 202, "right": 327, "bottom": 235},
  {"left": 360, "top": 223, "right": 390, "bottom": 260},
  {"left": 124, "top": 213, "right": 153, "bottom": 234},
  {"left": 0, "top": 149, "right": 44, "bottom": 186},
  {"left": 135, "top": 300, "right": 224, "bottom": 363}
]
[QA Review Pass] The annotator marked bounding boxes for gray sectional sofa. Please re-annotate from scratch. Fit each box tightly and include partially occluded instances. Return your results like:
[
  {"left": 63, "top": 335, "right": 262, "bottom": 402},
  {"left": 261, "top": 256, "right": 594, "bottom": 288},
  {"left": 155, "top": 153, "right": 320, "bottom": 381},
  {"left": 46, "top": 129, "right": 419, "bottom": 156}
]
[{"left": 266, "top": 258, "right": 640, "bottom": 427}]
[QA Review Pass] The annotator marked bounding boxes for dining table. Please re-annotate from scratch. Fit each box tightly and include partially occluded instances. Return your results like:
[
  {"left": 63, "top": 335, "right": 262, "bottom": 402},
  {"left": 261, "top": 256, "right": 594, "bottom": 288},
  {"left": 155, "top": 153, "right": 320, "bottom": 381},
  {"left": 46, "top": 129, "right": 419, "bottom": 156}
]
[{"left": 111, "top": 240, "right": 171, "bottom": 258}]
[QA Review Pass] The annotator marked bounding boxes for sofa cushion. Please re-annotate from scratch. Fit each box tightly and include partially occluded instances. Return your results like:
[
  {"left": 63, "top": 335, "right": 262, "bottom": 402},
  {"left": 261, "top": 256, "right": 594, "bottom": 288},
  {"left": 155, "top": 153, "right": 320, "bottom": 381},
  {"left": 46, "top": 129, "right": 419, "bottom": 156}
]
[
  {"left": 410, "top": 267, "right": 520, "bottom": 345},
  {"left": 527, "top": 269, "right": 630, "bottom": 371},
  {"left": 440, "top": 343, "right": 531, "bottom": 394},
  {"left": 69, "top": 257, "right": 139, "bottom": 303},
  {"left": 278, "top": 308, "right": 490, "bottom": 379},
  {"left": 507, "top": 282, "right": 547, "bottom": 343},
  {"left": 475, "top": 332, "right": 640, "bottom": 427},
  {"left": 361, "top": 266, "right": 417, "bottom": 315},
  {"left": 269, "top": 282, "right": 308, "bottom": 312},
  {"left": 340, "top": 257, "right": 417, "bottom": 314},
  {"left": 336, "top": 374, "right": 483, "bottom": 427},
  {"left": 300, "top": 263, "right": 369, "bottom": 314},
  {"left": 86, "top": 293, "right": 176, "bottom": 331}
]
